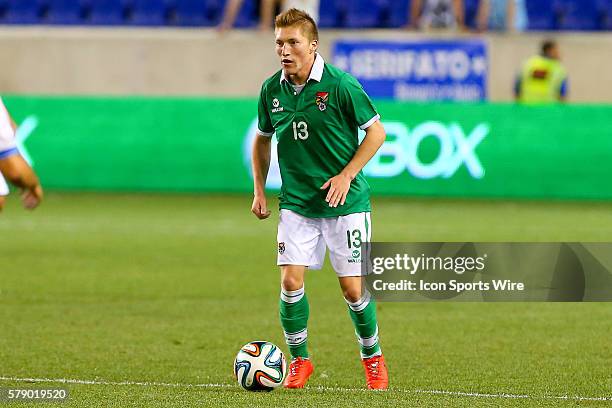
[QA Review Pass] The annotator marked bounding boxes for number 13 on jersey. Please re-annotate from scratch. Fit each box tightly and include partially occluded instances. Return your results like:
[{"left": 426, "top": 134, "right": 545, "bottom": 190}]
[{"left": 292, "top": 121, "right": 309, "bottom": 140}]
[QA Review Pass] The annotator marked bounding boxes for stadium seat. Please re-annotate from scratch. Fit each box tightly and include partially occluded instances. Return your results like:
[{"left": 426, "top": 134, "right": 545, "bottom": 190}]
[
  {"left": 203, "top": 0, "right": 224, "bottom": 26},
  {"left": 46, "top": 0, "right": 83, "bottom": 24},
  {"left": 464, "top": 0, "right": 479, "bottom": 29},
  {"left": 233, "top": 0, "right": 257, "bottom": 28},
  {"left": 129, "top": 0, "right": 168, "bottom": 25},
  {"left": 526, "top": 0, "right": 557, "bottom": 30},
  {"left": 173, "top": 0, "right": 208, "bottom": 26},
  {"left": 556, "top": 0, "right": 600, "bottom": 30},
  {"left": 4, "top": 0, "right": 44, "bottom": 24},
  {"left": 383, "top": 0, "right": 409, "bottom": 28},
  {"left": 88, "top": 0, "right": 126, "bottom": 25},
  {"left": 599, "top": 0, "right": 612, "bottom": 29},
  {"left": 319, "top": 0, "right": 347, "bottom": 28},
  {"left": 345, "top": 0, "right": 384, "bottom": 28},
  {"left": 170, "top": 0, "right": 222, "bottom": 27}
]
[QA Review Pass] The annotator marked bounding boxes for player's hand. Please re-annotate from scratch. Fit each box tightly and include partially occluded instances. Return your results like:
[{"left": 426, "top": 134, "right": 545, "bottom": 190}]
[
  {"left": 251, "top": 194, "right": 271, "bottom": 220},
  {"left": 320, "top": 173, "right": 352, "bottom": 208},
  {"left": 20, "top": 184, "right": 43, "bottom": 210}
]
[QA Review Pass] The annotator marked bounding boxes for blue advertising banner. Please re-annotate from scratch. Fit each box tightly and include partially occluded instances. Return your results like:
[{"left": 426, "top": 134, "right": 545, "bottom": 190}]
[{"left": 332, "top": 40, "right": 488, "bottom": 101}]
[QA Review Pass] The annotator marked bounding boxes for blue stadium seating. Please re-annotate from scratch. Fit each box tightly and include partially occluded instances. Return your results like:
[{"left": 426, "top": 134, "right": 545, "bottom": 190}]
[
  {"left": 129, "top": 0, "right": 168, "bottom": 26},
  {"left": 600, "top": 0, "right": 612, "bottom": 29},
  {"left": 203, "top": 0, "right": 224, "bottom": 26},
  {"left": 319, "top": 0, "right": 347, "bottom": 28},
  {"left": 556, "top": 0, "right": 599, "bottom": 30},
  {"left": 345, "top": 0, "right": 384, "bottom": 28},
  {"left": 464, "top": 0, "right": 480, "bottom": 29},
  {"left": 233, "top": 0, "right": 257, "bottom": 28},
  {"left": 173, "top": 0, "right": 208, "bottom": 26},
  {"left": 46, "top": 0, "right": 82, "bottom": 24},
  {"left": 4, "top": 0, "right": 44, "bottom": 24},
  {"left": 382, "top": 0, "right": 409, "bottom": 27},
  {"left": 88, "top": 0, "right": 125, "bottom": 25},
  {"left": 0, "top": 0, "right": 610, "bottom": 30},
  {"left": 526, "top": 0, "right": 557, "bottom": 30}
]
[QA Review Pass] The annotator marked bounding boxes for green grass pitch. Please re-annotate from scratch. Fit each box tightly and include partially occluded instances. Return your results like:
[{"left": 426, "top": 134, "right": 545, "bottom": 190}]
[{"left": 0, "top": 192, "right": 611, "bottom": 407}]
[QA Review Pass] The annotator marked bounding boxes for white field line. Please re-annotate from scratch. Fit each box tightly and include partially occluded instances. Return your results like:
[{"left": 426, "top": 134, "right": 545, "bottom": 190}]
[{"left": 0, "top": 376, "right": 610, "bottom": 402}]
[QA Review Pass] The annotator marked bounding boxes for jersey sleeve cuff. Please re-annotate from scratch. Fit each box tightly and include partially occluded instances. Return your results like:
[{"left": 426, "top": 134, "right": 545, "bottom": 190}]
[
  {"left": 359, "top": 114, "right": 380, "bottom": 130},
  {"left": 257, "top": 129, "right": 274, "bottom": 137},
  {"left": 0, "top": 147, "right": 19, "bottom": 159}
]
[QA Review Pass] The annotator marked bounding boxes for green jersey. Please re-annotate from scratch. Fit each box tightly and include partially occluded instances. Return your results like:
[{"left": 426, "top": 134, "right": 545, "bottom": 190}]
[{"left": 257, "top": 54, "right": 380, "bottom": 218}]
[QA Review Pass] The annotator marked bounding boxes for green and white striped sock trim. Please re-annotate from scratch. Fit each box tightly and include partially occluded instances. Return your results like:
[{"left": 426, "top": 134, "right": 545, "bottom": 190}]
[
  {"left": 284, "top": 328, "right": 308, "bottom": 347},
  {"left": 280, "top": 286, "right": 305, "bottom": 304},
  {"left": 346, "top": 290, "right": 372, "bottom": 312}
]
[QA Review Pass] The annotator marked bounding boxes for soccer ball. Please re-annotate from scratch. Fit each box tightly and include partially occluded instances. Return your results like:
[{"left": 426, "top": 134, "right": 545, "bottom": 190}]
[{"left": 234, "top": 341, "right": 286, "bottom": 391}]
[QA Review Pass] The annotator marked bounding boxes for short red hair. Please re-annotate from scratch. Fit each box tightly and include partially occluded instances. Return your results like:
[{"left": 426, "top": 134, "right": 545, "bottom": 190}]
[{"left": 275, "top": 8, "right": 319, "bottom": 42}]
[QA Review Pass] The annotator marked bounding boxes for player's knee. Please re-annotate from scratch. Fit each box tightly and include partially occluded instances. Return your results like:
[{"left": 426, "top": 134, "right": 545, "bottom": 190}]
[
  {"left": 0, "top": 196, "right": 5, "bottom": 212},
  {"left": 280, "top": 271, "right": 304, "bottom": 291},
  {"left": 342, "top": 287, "right": 363, "bottom": 304},
  {"left": 280, "top": 265, "right": 306, "bottom": 291},
  {"left": 281, "top": 276, "right": 303, "bottom": 291}
]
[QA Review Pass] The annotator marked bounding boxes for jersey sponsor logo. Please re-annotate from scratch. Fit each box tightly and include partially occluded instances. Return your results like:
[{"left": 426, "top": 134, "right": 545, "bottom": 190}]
[
  {"left": 315, "top": 92, "right": 328, "bottom": 112},
  {"left": 271, "top": 98, "right": 284, "bottom": 113},
  {"left": 278, "top": 242, "right": 286, "bottom": 254},
  {"left": 349, "top": 247, "right": 362, "bottom": 263}
]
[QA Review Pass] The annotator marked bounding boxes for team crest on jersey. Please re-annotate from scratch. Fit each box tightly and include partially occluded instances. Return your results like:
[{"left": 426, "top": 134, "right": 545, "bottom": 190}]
[
  {"left": 278, "top": 242, "right": 286, "bottom": 254},
  {"left": 315, "top": 92, "right": 329, "bottom": 111}
]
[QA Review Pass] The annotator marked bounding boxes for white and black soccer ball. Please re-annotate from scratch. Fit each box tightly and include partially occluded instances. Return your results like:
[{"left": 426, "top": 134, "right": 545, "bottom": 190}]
[{"left": 234, "top": 341, "right": 286, "bottom": 391}]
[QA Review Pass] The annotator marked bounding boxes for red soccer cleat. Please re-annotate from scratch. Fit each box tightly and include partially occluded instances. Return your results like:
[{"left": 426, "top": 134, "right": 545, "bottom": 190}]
[
  {"left": 362, "top": 354, "right": 389, "bottom": 390},
  {"left": 284, "top": 357, "right": 314, "bottom": 388}
]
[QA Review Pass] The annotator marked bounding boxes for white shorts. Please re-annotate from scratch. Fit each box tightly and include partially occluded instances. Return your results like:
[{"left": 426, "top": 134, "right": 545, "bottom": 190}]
[
  {"left": 0, "top": 173, "right": 8, "bottom": 196},
  {"left": 277, "top": 209, "right": 371, "bottom": 277}
]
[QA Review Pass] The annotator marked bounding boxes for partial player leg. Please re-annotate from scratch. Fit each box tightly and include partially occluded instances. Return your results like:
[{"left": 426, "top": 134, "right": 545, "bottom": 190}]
[
  {"left": 276, "top": 209, "right": 324, "bottom": 388},
  {"left": 339, "top": 277, "right": 381, "bottom": 358},
  {"left": 280, "top": 265, "right": 314, "bottom": 388},
  {"left": 280, "top": 265, "right": 309, "bottom": 359},
  {"left": 325, "top": 212, "right": 388, "bottom": 389},
  {"left": 339, "top": 277, "right": 388, "bottom": 390}
]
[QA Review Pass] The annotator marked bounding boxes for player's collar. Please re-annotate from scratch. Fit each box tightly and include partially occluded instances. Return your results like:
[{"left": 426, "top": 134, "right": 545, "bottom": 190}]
[{"left": 280, "top": 53, "right": 324, "bottom": 84}]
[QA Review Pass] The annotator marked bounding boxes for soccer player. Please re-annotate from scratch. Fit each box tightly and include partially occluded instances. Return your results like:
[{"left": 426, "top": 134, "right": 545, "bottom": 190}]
[
  {"left": 250, "top": 9, "right": 388, "bottom": 390},
  {"left": 0, "top": 97, "right": 43, "bottom": 212}
]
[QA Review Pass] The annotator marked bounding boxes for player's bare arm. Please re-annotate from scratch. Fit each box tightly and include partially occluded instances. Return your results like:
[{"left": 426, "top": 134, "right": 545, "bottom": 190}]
[
  {"left": 0, "top": 99, "right": 44, "bottom": 210},
  {"left": 320, "top": 120, "right": 386, "bottom": 208},
  {"left": 0, "top": 154, "right": 44, "bottom": 210},
  {"left": 251, "top": 134, "right": 272, "bottom": 219}
]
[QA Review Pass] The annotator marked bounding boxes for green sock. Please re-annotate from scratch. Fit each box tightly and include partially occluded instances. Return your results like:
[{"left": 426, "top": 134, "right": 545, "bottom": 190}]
[
  {"left": 346, "top": 291, "right": 381, "bottom": 358},
  {"left": 279, "top": 286, "right": 309, "bottom": 359}
]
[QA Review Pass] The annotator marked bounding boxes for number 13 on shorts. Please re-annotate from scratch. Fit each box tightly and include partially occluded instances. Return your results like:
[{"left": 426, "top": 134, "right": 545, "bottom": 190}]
[
  {"left": 346, "top": 228, "right": 363, "bottom": 249},
  {"left": 277, "top": 210, "right": 371, "bottom": 277}
]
